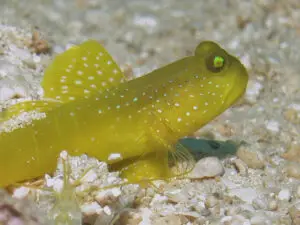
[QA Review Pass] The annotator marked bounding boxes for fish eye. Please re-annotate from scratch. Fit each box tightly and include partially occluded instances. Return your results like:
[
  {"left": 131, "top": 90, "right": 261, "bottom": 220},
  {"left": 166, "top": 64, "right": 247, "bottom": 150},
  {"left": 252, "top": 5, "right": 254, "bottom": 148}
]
[{"left": 206, "top": 54, "right": 226, "bottom": 73}]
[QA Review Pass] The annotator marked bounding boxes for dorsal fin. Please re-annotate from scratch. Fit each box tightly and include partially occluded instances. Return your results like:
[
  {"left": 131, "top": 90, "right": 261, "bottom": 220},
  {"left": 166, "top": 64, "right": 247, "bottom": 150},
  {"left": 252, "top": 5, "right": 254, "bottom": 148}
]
[{"left": 42, "top": 40, "right": 126, "bottom": 103}]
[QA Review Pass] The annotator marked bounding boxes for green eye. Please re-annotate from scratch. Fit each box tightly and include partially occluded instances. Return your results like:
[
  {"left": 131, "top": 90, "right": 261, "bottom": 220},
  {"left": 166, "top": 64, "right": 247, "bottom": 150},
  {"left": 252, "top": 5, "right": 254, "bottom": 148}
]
[
  {"left": 206, "top": 54, "right": 226, "bottom": 73},
  {"left": 213, "top": 56, "right": 224, "bottom": 68}
]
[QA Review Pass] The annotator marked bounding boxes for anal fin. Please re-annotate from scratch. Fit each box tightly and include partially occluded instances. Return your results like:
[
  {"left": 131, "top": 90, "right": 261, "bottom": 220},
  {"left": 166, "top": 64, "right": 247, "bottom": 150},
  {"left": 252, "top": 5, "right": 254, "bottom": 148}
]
[{"left": 112, "top": 151, "right": 170, "bottom": 188}]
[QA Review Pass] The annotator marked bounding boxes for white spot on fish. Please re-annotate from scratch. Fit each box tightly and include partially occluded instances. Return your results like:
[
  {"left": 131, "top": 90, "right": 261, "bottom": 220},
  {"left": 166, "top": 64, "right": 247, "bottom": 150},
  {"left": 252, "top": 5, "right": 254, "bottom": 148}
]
[
  {"left": 108, "top": 153, "right": 122, "bottom": 161},
  {"left": 75, "top": 80, "right": 82, "bottom": 85}
]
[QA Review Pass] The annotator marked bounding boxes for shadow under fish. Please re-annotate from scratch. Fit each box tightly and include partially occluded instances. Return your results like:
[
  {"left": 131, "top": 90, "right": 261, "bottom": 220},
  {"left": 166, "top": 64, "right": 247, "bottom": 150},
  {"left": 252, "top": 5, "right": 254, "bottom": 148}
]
[{"left": 177, "top": 137, "right": 239, "bottom": 160}]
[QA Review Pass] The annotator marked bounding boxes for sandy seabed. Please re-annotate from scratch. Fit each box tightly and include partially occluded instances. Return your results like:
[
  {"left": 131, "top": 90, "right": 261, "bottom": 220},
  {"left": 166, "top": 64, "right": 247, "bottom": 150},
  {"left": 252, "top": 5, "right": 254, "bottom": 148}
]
[{"left": 0, "top": 0, "right": 300, "bottom": 224}]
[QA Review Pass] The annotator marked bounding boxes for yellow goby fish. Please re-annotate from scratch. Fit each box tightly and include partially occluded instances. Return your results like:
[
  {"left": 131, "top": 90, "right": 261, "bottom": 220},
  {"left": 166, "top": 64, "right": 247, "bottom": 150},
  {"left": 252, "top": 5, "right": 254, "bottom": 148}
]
[{"left": 0, "top": 40, "right": 248, "bottom": 187}]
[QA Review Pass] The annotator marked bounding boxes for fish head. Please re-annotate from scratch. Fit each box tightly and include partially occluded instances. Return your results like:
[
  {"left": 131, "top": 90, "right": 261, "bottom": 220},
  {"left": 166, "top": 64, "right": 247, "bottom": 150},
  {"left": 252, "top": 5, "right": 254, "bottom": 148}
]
[{"left": 192, "top": 41, "right": 249, "bottom": 114}]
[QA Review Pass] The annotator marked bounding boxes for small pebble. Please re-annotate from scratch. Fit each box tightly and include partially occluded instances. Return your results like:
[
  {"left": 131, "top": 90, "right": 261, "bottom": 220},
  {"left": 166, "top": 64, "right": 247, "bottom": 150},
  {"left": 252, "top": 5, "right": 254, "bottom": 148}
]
[
  {"left": 232, "top": 158, "right": 248, "bottom": 175},
  {"left": 166, "top": 189, "right": 188, "bottom": 203},
  {"left": 236, "top": 147, "right": 265, "bottom": 169},
  {"left": 81, "top": 202, "right": 102, "bottom": 216},
  {"left": 95, "top": 190, "right": 118, "bottom": 206},
  {"left": 281, "top": 144, "right": 300, "bottom": 163},
  {"left": 205, "top": 195, "right": 219, "bottom": 208},
  {"left": 103, "top": 206, "right": 112, "bottom": 216},
  {"left": 252, "top": 196, "right": 268, "bottom": 210},
  {"left": 265, "top": 120, "right": 280, "bottom": 133},
  {"left": 176, "top": 211, "right": 200, "bottom": 219},
  {"left": 228, "top": 187, "right": 258, "bottom": 204},
  {"left": 189, "top": 157, "right": 224, "bottom": 179},
  {"left": 277, "top": 189, "right": 291, "bottom": 201},
  {"left": 284, "top": 161, "right": 300, "bottom": 179},
  {"left": 118, "top": 211, "right": 142, "bottom": 225},
  {"left": 268, "top": 200, "right": 278, "bottom": 211},
  {"left": 283, "top": 108, "right": 299, "bottom": 124},
  {"left": 152, "top": 214, "right": 182, "bottom": 225},
  {"left": 12, "top": 187, "right": 30, "bottom": 199}
]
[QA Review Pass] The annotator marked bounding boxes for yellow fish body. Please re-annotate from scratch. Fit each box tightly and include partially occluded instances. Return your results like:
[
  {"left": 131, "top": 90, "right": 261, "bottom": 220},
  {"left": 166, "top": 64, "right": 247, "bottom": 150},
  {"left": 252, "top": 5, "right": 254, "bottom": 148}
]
[{"left": 0, "top": 40, "right": 248, "bottom": 187}]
